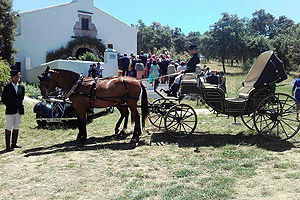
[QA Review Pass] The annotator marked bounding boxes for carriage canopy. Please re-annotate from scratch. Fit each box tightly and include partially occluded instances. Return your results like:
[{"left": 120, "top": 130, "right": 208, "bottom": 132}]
[{"left": 243, "top": 51, "right": 287, "bottom": 88}]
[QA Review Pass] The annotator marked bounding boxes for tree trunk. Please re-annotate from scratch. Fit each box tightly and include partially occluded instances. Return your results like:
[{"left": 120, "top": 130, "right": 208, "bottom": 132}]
[
  {"left": 222, "top": 57, "right": 226, "bottom": 73},
  {"left": 231, "top": 59, "right": 234, "bottom": 67}
]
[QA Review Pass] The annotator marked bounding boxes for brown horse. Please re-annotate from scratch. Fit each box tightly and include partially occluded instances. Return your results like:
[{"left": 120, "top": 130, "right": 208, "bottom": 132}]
[{"left": 38, "top": 66, "right": 149, "bottom": 144}]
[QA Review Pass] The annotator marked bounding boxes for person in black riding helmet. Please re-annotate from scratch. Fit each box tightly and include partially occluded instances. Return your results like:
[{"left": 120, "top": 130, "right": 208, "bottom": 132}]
[
  {"left": 185, "top": 45, "right": 200, "bottom": 73},
  {"left": 1, "top": 70, "right": 25, "bottom": 152}
]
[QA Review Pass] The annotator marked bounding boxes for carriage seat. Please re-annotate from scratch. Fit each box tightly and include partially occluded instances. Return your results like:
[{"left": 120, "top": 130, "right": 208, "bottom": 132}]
[
  {"left": 181, "top": 73, "right": 198, "bottom": 85},
  {"left": 237, "top": 80, "right": 256, "bottom": 99},
  {"left": 180, "top": 73, "right": 201, "bottom": 94}
]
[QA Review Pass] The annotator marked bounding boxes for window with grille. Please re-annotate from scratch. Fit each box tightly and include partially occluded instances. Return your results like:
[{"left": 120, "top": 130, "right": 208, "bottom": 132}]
[{"left": 82, "top": 18, "right": 89, "bottom": 30}]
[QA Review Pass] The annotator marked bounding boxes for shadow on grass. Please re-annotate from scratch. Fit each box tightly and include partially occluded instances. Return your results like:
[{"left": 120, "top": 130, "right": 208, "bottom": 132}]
[
  {"left": 150, "top": 131, "right": 299, "bottom": 152},
  {"left": 34, "top": 111, "right": 110, "bottom": 130},
  {"left": 23, "top": 132, "right": 147, "bottom": 157}
]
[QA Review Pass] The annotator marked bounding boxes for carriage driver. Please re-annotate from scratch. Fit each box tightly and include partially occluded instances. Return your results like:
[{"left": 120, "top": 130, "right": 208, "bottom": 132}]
[
  {"left": 185, "top": 45, "right": 200, "bottom": 73},
  {"left": 1, "top": 70, "right": 25, "bottom": 152}
]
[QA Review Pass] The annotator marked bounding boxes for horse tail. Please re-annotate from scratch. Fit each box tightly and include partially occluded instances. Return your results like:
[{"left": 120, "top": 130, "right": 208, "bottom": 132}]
[{"left": 140, "top": 82, "right": 149, "bottom": 128}]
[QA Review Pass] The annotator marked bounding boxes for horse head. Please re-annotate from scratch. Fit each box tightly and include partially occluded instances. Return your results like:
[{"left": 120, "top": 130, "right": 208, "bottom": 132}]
[{"left": 38, "top": 66, "right": 59, "bottom": 98}]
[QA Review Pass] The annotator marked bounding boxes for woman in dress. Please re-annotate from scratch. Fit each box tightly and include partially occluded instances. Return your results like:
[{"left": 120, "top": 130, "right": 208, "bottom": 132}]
[
  {"left": 135, "top": 59, "right": 144, "bottom": 80},
  {"left": 149, "top": 60, "right": 160, "bottom": 90},
  {"left": 292, "top": 73, "right": 300, "bottom": 120}
]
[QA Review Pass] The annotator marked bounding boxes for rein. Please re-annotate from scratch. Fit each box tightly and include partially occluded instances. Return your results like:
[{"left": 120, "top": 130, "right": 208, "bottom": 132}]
[{"left": 64, "top": 74, "right": 84, "bottom": 99}]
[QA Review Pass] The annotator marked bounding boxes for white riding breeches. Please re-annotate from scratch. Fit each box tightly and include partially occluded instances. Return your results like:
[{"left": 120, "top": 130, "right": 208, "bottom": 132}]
[{"left": 6, "top": 114, "right": 22, "bottom": 130}]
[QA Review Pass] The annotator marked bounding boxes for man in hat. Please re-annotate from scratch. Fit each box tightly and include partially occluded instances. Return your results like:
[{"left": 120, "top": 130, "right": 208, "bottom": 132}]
[
  {"left": 185, "top": 45, "right": 200, "bottom": 73},
  {"left": 1, "top": 70, "right": 25, "bottom": 152}
]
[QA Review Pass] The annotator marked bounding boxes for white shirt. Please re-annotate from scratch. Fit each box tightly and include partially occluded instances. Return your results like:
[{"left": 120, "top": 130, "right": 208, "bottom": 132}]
[
  {"left": 12, "top": 82, "right": 18, "bottom": 94},
  {"left": 174, "top": 74, "right": 183, "bottom": 84}
]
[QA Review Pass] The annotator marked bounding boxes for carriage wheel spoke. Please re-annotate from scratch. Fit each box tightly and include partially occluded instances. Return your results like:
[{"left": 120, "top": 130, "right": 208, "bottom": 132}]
[
  {"left": 281, "top": 117, "right": 299, "bottom": 123},
  {"left": 245, "top": 117, "right": 252, "bottom": 124},
  {"left": 182, "top": 108, "right": 190, "bottom": 118},
  {"left": 183, "top": 113, "right": 194, "bottom": 119},
  {"left": 183, "top": 122, "right": 193, "bottom": 130},
  {"left": 268, "top": 98, "right": 276, "bottom": 112},
  {"left": 282, "top": 103, "right": 297, "bottom": 115},
  {"left": 281, "top": 119, "right": 296, "bottom": 132},
  {"left": 166, "top": 118, "right": 177, "bottom": 128},
  {"left": 277, "top": 95, "right": 281, "bottom": 113},
  {"left": 168, "top": 121, "right": 179, "bottom": 130},
  {"left": 280, "top": 96, "right": 289, "bottom": 109},
  {"left": 282, "top": 111, "right": 300, "bottom": 117},
  {"left": 181, "top": 123, "right": 188, "bottom": 133},
  {"left": 152, "top": 114, "right": 161, "bottom": 123},
  {"left": 276, "top": 121, "right": 279, "bottom": 137},
  {"left": 260, "top": 117, "right": 275, "bottom": 132},
  {"left": 279, "top": 121, "right": 289, "bottom": 139}
]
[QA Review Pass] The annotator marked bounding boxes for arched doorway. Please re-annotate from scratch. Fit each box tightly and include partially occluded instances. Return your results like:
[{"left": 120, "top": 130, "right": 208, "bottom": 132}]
[{"left": 75, "top": 48, "right": 92, "bottom": 58}]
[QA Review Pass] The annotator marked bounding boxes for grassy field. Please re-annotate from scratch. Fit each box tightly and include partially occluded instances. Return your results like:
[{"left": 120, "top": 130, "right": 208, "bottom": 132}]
[{"left": 1, "top": 63, "right": 300, "bottom": 200}]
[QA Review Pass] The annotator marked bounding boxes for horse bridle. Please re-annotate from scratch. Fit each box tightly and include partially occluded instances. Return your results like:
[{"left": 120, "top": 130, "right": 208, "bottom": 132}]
[{"left": 40, "top": 72, "right": 59, "bottom": 96}]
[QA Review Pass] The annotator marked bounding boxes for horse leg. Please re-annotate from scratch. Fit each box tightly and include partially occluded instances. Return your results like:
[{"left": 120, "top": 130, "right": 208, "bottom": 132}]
[
  {"left": 123, "top": 107, "right": 129, "bottom": 130},
  {"left": 127, "top": 102, "right": 141, "bottom": 143},
  {"left": 134, "top": 114, "right": 141, "bottom": 142},
  {"left": 75, "top": 108, "right": 87, "bottom": 144},
  {"left": 115, "top": 105, "right": 124, "bottom": 135}
]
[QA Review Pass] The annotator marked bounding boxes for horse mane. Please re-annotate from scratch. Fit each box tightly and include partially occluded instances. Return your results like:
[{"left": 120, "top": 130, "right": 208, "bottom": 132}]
[{"left": 52, "top": 68, "right": 80, "bottom": 76}]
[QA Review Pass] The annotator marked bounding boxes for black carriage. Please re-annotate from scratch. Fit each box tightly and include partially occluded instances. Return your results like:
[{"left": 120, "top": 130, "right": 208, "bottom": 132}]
[
  {"left": 148, "top": 51, "right": 300, "bottom": 140},
  {"left": 34, "top": 97, "right": 114, "bottom": 127}
]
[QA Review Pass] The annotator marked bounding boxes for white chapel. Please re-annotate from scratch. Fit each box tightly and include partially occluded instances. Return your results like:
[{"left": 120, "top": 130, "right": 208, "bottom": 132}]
[{"left": 14, "top": 0, "right": 137, "bottom": 82}]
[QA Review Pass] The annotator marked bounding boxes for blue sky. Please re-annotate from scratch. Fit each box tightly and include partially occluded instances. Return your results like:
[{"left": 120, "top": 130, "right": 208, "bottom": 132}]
[{"left": 13, "top": 0, "right": 300, "bottom": 34}]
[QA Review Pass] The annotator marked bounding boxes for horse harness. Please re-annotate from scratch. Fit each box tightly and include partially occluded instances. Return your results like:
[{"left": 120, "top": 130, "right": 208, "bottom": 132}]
[{"left": 64, "top": 75, "right": 137, "bottom": 108}]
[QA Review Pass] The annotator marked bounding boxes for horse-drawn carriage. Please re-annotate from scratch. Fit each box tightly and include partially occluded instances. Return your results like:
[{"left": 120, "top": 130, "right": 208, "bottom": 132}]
[
  {"left": 148, "top": 51, "right": 300, "bottom": 140},
  {"left": 37, "top": 51, "right": 299, "bottom": 144}
]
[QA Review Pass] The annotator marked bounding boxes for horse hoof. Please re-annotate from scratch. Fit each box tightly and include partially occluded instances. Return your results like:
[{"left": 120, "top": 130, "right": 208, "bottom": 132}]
[
  {"left": 119, "top": 129, "right": 126, "bottom": 136},
  {"left": 130, "top": 138, "right": 139, "bottom": 143},
  {"left": 130, "top": 138, "right": 136, "bottom": 143}
]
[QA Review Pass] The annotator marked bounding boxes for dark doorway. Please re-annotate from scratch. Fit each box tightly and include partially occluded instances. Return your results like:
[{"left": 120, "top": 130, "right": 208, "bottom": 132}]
[{"left": 76, "top": 48, "right": 92, "bottom": 58}]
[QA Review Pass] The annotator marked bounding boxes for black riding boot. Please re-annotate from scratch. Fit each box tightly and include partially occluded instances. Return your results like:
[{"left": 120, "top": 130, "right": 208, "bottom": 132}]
[
  {"left": 5, "top": 130, "right": 12, "bottom": 152},
  {"left": 11, "top": 130, "right": 22, "bottom": 148}
]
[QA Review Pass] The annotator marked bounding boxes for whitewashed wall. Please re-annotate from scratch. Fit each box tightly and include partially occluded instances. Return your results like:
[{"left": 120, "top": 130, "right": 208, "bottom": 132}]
[
  {"left": 26, "top": 59, "right": 117, "bottom": 84},
  {"left": 14, "top": 0, "right": 137, "bottom": 82}
]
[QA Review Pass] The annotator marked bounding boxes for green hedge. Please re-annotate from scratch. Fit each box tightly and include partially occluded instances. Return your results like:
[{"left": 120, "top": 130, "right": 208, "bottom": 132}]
[{"left": 23, "top": 82, "right": 41, "bottom": 99}]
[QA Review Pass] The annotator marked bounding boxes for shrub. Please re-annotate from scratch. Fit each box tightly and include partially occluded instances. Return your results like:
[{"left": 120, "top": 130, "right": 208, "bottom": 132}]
[
  {"left": 23, "top": 82, "right": 41, "bottom": 99},
  {"left": 0, "top": 59, "right": 10, "bottom": 84},
  {"left": 79, "top": 51, "right": 101, "bottom": 62}
]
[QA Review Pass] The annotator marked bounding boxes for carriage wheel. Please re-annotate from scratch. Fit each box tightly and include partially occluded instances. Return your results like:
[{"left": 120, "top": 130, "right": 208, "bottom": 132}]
[
  {"left": 164, "top": 104, "right": 197, "bottom": 138},
  {"left": 241, "top": 113, "right": 255, "bottom": 130},
  {"left": 148, "top": 98, "right": 174, "bottom": 128},
  {"left": 253, "top": 93, "right": 300, "bottom": 140},
  {"left": 51, "top": 102, "right": 66, "bottom": 118}
]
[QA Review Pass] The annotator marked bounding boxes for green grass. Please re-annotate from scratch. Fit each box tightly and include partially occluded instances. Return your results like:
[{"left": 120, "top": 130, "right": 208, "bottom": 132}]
[{"left": 0, "top": 62, "right": 300, "bottom": 199}]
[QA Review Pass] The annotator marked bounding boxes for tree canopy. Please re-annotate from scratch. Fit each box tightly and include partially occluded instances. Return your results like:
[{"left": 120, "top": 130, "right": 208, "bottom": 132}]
[
  {"left": 0, "top": 0, "right": 19, "bottom": 64},
  {"left": 134, "top": 9, "right": 299, "bottom": 72}
]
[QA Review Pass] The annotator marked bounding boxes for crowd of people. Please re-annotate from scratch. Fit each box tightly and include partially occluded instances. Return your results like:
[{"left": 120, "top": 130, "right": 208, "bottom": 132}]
[
  {"left": 117, "top": 45, "right": 201, "bottom": 90},
  {"left": 117, "top": 46, "right": 226, "bottom": 97}
]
